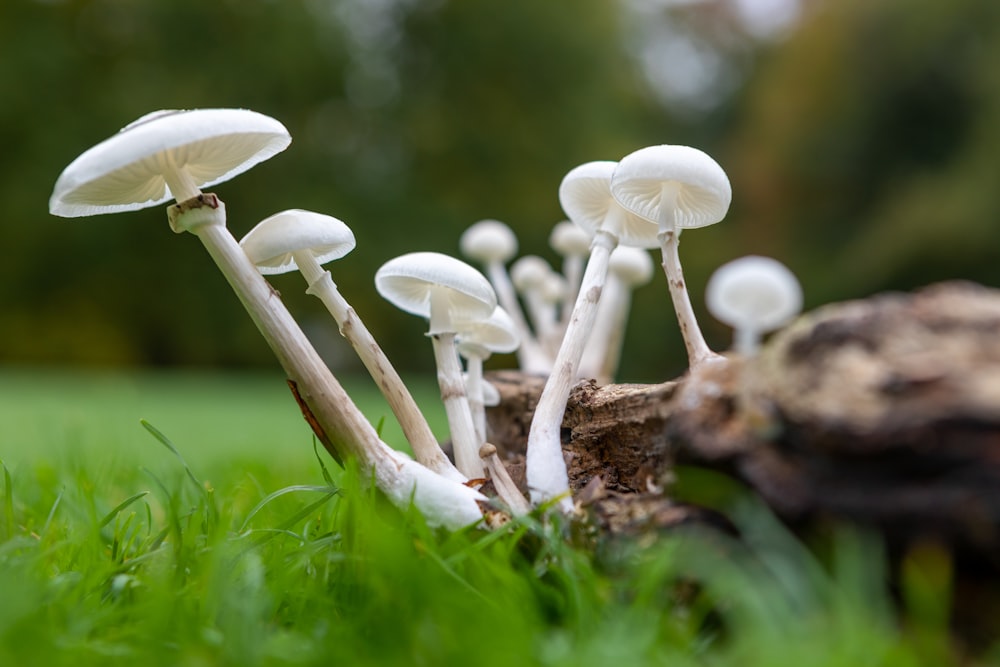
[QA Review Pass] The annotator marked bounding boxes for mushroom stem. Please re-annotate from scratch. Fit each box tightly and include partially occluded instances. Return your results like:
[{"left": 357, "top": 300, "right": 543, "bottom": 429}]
[
  {"left": 429, "top": 328, "right": 485, "bottom": 479},
  {"left": 167, "top": 195, "right": 483, "bottom": 529},
  {"left": 657, "top": 183, "right": 723, "bottom": 367},
  {"left": 292, "top": 251, "right": 465, "bottom": 482},
  {"left": 525, "top": 229, "right": 617, "bottom": 512},
  {"left": 479, "top": 444, "right": 531, "bottom": 516},
  {"left": 464, "top": 353, "right": 487, "bottom": 444},
  {"left": 578, "top": 276, "right": 630, "bottom": 384},
  {"left": 485, "top": 261, "right": 551, "bottom": 374}
]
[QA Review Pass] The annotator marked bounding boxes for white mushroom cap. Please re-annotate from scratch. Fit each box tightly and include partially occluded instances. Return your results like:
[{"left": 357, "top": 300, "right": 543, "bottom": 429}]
[
  {"left": 706, "top": 255, "right": 803, "bottom": 336},
  {"left": 510, "top": 255, "right": 553, "bottom": 293},
  {"left": 50, "top": 108, "right": 291, "bottom": 217},
  {"left": 608, "top": 246, "right": 655, "bottom": 287},
  {"left": 375, "top": 252, "right": 497, "bottom": 334},
  {"left": 459, "top": 219, "right": 518, "bottom": 264},
  {"left": 549, "top": 220, "right": 593, "bottom": 257},
  {"left": 240, "top": 209, "right": 356, "bottom": 274},
  {"left": 456, "top": 306, "right": 521, "bottom": 356},
  {"left": 558, "top": 160, "right": 659, "bottom": 248},
  {"left": 610, "top": 145, "right": 731, "bottom": 230}
]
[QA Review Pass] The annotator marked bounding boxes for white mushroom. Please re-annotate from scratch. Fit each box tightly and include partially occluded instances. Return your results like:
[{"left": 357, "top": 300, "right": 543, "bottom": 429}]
[
  {"left": 460, "top": 220, "right": 550, "bottom": 374},
  {"left": 578, "top": 246, "right": 654, "bottom": 384},
  {"left": 49, "top": 109, "right": 484, "bottom": 530},
  {"left": 525, "top": 160, "right": 659, "bottom": 511},
  {"left": 375, "top": 252, "right": 497, "bottom": 479},
  {"left": 240, "top": 209, "right": 463, "bottom": 482},
  {"left": 456, "top": 306, "right": 520, "bottom": 445},
  {"left": 706, "top": 255, "right": 803, "bottom": 356},
  {"left": 611, "top": 145, "right": 732, "bottom": 368},
  {"left": 479, "top": 443, "right": 531, "bottom": 516},
  {"left": 510, "top": 255, "right": 561, "bottom": 355}
]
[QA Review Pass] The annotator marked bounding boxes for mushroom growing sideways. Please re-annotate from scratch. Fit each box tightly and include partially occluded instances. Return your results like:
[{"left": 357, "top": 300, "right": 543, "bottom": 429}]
[
  {"left": 49, "top": 109, "right": 485, "bottom": 530},
  {"left": 706, "top": 255, "right": 803, "bottom": 356},
  {"left": 376, "top": 252, "right": 498, "bottom": 479},
  {"left": 240, "top": 209, "right": 463, "bottom": 482},
  {"left": 525, "top": 160, "right": 660, "bottom": 511},
  {"left": 611, "top": 145, "right": 732, "bottom": 369}
]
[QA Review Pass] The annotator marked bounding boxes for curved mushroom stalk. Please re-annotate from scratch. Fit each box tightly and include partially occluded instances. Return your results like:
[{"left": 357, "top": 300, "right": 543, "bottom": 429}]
[
  {"left": 239, "top": 210, "right": 463, "bottom": 482},
  {"left": 525, "top": 229, "right": 617, "bottom": 511},
  {"left": 611, "top": 145, "right": 733, "bottom": 370},
  {"left": 479, "top": 444, "right": 531, "bottom": 516}
]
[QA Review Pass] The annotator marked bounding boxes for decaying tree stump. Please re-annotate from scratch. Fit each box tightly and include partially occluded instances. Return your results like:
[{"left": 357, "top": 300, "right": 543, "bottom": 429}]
[{"left": 487, "top": 281, "right": 1000, "bottom": 559}]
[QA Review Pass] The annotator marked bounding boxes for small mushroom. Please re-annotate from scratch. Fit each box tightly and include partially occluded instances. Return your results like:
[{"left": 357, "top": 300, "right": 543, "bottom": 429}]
[
  {"left": 456, "top": 306, "right": 520, "bottom": 445},
  {"left": 50, "top": 110, "right": 484, "bottom": 530},
  {"left": 510, "top": 255, "right": 561, "bottom": 355},
  {"left": 705, "top": 255, "right": 803, "bottom": 356},
  {"left": 460, "top": 220, "right": 550, "bottom": 374},
  {"left": 525, "top": 160, "right": 658, "bottom": 511},
  {"left": 611, "top": 144, "right": 732, "bottom": 368},
  {"left": 375, "top": 252, "right": 497, "bottom": 479},
  {"left": 578, "top": 246, "right": 654, "bottom": 384},
  {"left": 240, "top": 209, "right": 463, "bottom": 481}
]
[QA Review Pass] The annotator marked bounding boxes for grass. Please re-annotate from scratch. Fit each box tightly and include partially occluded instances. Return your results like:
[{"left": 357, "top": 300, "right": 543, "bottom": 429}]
[{"left": 0, "top": 367, "right": 978, "bottom": 666}]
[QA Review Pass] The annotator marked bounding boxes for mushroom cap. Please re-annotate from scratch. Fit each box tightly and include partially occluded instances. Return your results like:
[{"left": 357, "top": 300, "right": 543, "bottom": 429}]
[
  {"left": 558, "top": 160, "right": 660, "bottom": 248},
  {"left": 611, "top": 145, "right": 731, "bottom": 230},
  {"left": 608, "top": 246, "right": 655, "bottom": 287},
  {"left": 510, "top": 255, "right": 553, "bottom": 292},
  {"left": 705, "top": 255, "right": 803, "bottom": 332},
  {"left": 375, "top": 252, "right": 497, "bottom": 328},
  {"left": 50, "top": 108, "right": 291, "bottom": 217},
  {"left": 456, "top": 306, "right": 521, "bottom": 355},
  {"left": 459, "top": 219, "right": 518, "bottom": 264},
  {"left": 240, "top": 209, "right": 356, "bottom": 275},
  {"left": 549, "top": 220, "right": 593, "bottom": 257}
]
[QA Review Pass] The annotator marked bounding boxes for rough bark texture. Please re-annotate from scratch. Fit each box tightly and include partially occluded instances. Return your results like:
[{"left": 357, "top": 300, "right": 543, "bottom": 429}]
[{"left": 487, "top": 281, "right": 1000, "bottom": 562}]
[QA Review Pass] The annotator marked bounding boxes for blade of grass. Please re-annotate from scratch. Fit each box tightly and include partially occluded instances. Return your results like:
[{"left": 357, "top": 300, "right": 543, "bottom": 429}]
[
  {"left": 99, "top": 492, "right": 150, "bottom": 529},
  {"left": 1, "top": 459, "right": 13, "bottom": 540},
  {"left": 140, "top": 419, "right": 202, "bottom": 491},
  {"left": 239, "top": 484, "right": 340, "bottom": 534}
]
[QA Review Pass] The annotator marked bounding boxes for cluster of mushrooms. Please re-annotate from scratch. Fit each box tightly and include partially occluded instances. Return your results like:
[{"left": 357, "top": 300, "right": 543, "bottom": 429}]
[{"left": 49, "top": 108, "right": 802, "bottom": 530}]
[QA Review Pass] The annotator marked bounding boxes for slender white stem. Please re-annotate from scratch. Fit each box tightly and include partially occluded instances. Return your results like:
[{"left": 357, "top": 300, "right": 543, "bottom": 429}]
[
  {"left": 525, "top": 229, "right": 617, "bottom": 511},
  {"left": 733, "top": 326, "right": 762, "bottom": 357},
  {"left": 464, "top": 354, "right": 487, "bottom": 444},
  {"left": 168, "top": 196, "right": 483, "bottom": 529},
  {"left": 426, "top": 292, "right": 484, "bottom": 479},
  {"left": 294, "top": 251, "right": 464, "bottom": 482},
  {"left": 657, "top": 183, "right": 722, "bottom": 368},
  {"left": 486, "top": 261, "right": 550, "bottom": 374},
  {"left": 559, "top": 254, "right": 585, "bottom": 331}
]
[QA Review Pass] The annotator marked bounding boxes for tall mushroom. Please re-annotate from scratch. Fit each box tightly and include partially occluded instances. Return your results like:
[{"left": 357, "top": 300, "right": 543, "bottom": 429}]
[
  {"left": 578, "top": 246, "right": 655, "bottom": 384},
  {"left": 375, "top": 252, "right": 497, "bottom": 479},
  {"left": 525, "top": 160, "right": 659, "bottom": 511},
  {"left": 610, "top": 144, "right": 732, "bottom": 368},
  {"left": 49, "top": 109, "right": 484, "bottom": 530},
  {"left": 510, "top": 255, "right": 561, "bottom": 356},
  {"left": 239, "top": 209, "right": 463, "bottom": 481},
  {"left": 460, "top": 220, "right": 550, "bottom": 374}
]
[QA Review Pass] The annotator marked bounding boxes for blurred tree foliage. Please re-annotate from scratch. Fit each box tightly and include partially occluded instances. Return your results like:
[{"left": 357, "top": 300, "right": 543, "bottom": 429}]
[{"left": 1, "top": 0, "right": 998, "bottom": 382}]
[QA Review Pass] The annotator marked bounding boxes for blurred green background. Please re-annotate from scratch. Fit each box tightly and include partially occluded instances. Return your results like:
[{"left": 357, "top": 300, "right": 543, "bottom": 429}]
[{"left": 3, "top": 0, "right": 998, "bottom": 382}]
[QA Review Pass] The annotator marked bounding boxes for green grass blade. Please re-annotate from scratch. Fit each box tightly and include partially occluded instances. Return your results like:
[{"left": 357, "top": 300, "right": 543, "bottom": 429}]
[
  {"left": 238, "top": 484, "right": 340, "bottom": 533},
  {"left": 98, "top": 491, "right": 150, "bottom": 529},
  {"left": 140, "top": 418, "right": 202, "bottom": 491},
  {"left": 1, "top": 459, "right": 12, "bottom": 540}
]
